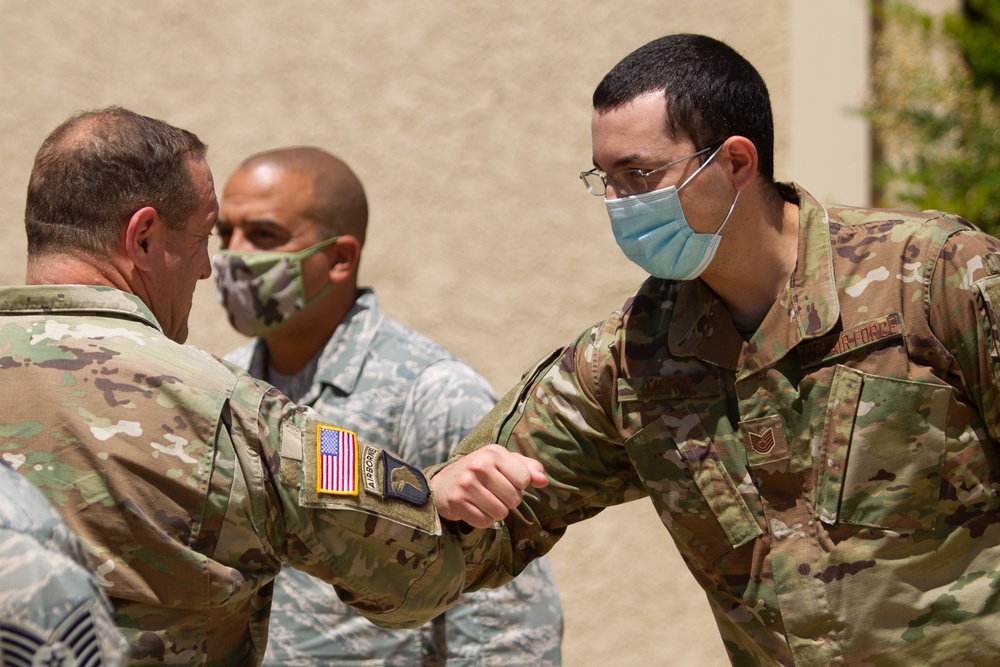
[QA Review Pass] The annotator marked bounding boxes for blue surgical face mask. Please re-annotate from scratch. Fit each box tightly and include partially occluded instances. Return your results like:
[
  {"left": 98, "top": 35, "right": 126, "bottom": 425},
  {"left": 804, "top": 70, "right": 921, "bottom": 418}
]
[{"left": 605, "top": 146, "right": 739, "bottom": 281}]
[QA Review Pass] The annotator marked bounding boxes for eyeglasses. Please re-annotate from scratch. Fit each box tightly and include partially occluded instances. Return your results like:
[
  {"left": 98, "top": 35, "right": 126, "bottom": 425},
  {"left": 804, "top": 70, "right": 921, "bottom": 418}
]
[{"left": 579, "top": 144, "right": 719, "bottom": 197}]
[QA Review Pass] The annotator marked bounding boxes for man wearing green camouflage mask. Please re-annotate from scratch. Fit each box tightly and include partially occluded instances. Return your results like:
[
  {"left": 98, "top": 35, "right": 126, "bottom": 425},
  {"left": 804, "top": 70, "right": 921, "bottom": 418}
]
[{"left": 215, "top": 146, "right": 564, "bottom": 667}]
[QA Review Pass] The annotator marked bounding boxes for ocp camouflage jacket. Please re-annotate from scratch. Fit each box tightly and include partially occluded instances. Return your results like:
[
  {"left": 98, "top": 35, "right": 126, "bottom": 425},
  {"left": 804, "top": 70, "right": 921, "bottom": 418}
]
[
  {"left": 456, "top": 183, "right": 1000, "bottom": 666},
  {"left": 0, "top": 285, "right": 474, "bottom": 666}
]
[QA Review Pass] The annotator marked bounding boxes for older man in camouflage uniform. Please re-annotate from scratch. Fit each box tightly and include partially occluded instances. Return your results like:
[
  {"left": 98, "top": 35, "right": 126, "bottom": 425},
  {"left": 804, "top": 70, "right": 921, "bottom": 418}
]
[
  {"left": 214, "top": 146, "right": 562, "bottom": 666},
  {"left": 430, "top": 34, "right": 1000, "bottom": 665},
  {"left": 0, "top": 461, "right": 130, "bottom": 666},
  {"left": 0, "top": 107, "right": 545, "bottom": 666}
]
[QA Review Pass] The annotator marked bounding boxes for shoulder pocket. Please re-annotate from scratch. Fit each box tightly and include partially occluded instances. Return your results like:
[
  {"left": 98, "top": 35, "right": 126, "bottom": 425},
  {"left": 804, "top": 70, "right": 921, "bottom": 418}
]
[
  {"left": 449, "top": 346, "right": 566, "bottom": 460},
  {"left": 490, "top": 347, "right": 566, "bottom": 445}
]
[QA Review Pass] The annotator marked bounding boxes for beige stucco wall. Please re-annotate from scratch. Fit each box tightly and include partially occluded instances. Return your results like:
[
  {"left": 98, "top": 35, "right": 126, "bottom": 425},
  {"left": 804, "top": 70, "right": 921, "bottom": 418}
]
[{"left": 0, "top": 1, "right": 870, "bottom": 664}]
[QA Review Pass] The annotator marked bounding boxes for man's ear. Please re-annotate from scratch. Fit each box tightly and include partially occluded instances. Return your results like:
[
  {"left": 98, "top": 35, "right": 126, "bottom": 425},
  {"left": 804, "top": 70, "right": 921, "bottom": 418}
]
[
  {"left": 326, "top": 236, "right": 361, "bottom": 282},
  {"left": 721, "top": 136, "right": 758, "bottom": 191},
  {"left": 123, "top": 207, "right": 161, "bottom": 271}
]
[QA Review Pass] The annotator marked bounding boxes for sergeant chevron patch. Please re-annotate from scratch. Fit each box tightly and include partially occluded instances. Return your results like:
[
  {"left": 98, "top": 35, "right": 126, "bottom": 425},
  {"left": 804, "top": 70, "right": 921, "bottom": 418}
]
[
  {"left": 739, "top": 415, "right": 789, "bottom": 466},
  {"left": 748, "top": 428, "right": 776, "bottom": 454}
]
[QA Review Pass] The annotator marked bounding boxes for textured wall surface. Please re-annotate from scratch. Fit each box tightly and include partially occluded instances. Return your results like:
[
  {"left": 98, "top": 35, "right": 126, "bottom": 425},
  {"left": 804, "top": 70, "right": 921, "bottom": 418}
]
[{"left": 0, "top": 2, "right": 869, "bottom": 664}]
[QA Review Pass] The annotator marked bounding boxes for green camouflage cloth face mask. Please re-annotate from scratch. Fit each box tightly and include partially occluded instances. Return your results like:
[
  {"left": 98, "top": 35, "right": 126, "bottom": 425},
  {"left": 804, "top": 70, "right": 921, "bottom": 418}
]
[{"left": 213, "top": 237, "right": 339, "bottom": 337}]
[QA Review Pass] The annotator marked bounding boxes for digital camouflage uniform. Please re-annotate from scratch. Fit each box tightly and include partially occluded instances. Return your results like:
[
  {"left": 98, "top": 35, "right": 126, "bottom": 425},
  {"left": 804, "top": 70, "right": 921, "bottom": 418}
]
[
  {"left": 226, "top": 288, "right": 563, "bottom": 667},
  {"left": 0, "top": 461, "right": 130, "bottom": 666},
  {"left": 0, "top": 285, "right": 488, "bottom": 667},
  {"left": 450, "top": 184, "right": 1000, "bottom": 666}
]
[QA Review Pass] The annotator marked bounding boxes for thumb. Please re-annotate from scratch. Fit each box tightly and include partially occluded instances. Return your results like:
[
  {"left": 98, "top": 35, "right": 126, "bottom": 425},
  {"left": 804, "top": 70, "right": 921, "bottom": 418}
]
[{"left": 521, "top": 455, "right": 549, "bottom": 488}]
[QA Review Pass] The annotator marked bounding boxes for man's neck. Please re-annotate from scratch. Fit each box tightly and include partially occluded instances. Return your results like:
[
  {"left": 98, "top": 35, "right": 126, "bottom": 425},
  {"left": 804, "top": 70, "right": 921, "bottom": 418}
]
[
  {"left": 262, "top": 288, "right": 357, "bottom": 375},
  {"left": 26, "top": 253, "right": 129, "bottom": 290},
  {"left": 704, "top": 193, "right": 800, "bottom": 334}
]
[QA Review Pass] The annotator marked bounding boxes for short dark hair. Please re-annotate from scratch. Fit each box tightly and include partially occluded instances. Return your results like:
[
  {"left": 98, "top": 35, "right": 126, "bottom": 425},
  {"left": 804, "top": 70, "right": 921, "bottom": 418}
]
[
  {"left": 593, "top": 34, "right": 775, "bottom": 182},
  {"left": 236, "top": 146, "right": 369, "bottom": 247},
  {"left": 25, "top": 106, "right": 208, "bottom": 257}
]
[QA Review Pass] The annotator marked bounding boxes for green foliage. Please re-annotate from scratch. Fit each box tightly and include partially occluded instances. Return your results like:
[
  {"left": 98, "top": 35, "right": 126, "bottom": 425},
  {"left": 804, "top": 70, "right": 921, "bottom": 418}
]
[
  {"left": 944, "top": 0, "right": 1000, "bottom": 93},
  {"left": 869, "top": 0, "right": 1000, "bottom": 234}
]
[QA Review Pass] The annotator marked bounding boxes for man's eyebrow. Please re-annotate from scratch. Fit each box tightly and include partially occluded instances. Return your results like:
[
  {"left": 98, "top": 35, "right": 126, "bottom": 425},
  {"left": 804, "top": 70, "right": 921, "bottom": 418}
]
[
  {"left": 216, "top": 218, "right": 283, "bottom": 231},
  {"left": 613, "top": 152, "right": 662, "bottom": 170},
  {"left": 242, "top": 218, "right": 282, "bottom": 230},
  {"left": 593, "top": 152, "right": 657, "bottom": 172}
]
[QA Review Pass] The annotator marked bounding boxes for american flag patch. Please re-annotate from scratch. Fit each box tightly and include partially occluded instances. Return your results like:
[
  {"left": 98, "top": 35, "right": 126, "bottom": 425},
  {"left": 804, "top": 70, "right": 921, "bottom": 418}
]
[{"left": 316, "top": 425, "right": 358, "bottom": 495}]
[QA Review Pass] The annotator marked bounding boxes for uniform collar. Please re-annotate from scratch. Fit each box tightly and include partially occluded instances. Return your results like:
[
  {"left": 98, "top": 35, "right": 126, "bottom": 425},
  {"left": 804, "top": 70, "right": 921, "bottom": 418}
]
[
  {"left": 312, "top": 287, "right": 384, "bottom": 396},
  {"left": 246, "top": 287, "right": 384, "bottom": 399},
  {"left": 0, "top": 284, "right": 164, "bottom": 333},
  {"left": 667, "top": 183, "right": 840, "bottom": 375}
]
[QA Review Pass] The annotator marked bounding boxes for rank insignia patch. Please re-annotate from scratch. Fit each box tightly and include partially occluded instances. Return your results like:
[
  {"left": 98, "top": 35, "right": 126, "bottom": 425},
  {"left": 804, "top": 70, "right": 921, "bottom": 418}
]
[
  {"left": 316, "top": 425, "right": 359, "bottom": 496},
  {"left": 748, "top": 428, "right": 776, "bottom": 454},
  {"left": 739, "top": 415, "right": 789, "bottom": 467},
  {"left": 382, "top": 451, "right": 430, "bottom": 506}
]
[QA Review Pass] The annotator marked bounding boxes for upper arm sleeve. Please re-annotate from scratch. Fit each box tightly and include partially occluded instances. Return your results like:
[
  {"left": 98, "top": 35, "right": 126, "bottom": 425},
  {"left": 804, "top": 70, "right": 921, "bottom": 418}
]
[
  {"left": 228, "top": 378, "right": 468, "bottom": 630},
  {"left": 444, "top": 321, "right": 642, "bottom": 588},
  {"left": 929, "top": 228, "right": 1000, "bottom": 439}
]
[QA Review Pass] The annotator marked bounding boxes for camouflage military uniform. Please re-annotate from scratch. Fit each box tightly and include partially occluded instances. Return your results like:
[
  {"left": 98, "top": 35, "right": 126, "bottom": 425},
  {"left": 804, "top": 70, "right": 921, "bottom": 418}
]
[
  {"left": 453, "top": 184, "right": 1000, "bottom": 665},
  {"left": 227, "top": 288, "right": 563, "bottom": 667},
  {"left": 0, "top": 285, "right": 482, "bottom": 667},
  {"left": 0, "top": 461, "right": 130, "bottom": 666}
]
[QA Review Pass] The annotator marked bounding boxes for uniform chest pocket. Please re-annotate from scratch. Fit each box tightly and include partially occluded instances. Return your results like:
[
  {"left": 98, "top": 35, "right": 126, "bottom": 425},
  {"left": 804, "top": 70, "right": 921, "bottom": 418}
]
[
  {"left": 624, "top": 407, "right": 761, "bottom": 570},
  {"left": 816, "top": 365, "right": 949, "bottom": 530}
]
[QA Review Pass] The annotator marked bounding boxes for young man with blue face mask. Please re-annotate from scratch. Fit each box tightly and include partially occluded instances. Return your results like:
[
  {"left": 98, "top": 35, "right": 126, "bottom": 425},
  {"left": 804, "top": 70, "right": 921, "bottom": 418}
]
[
  {"left": 429, "top": 33, "right": 1000, "bottom": 665},
  {"left": 601, "top": 140, "right": 740, "bottom": 282}
]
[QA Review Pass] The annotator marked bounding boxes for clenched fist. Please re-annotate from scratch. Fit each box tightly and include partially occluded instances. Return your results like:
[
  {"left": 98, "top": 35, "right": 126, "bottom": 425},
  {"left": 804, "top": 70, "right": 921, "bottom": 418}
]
[{"left": 430, "top": 444, "right": 548, "bottom": 529}]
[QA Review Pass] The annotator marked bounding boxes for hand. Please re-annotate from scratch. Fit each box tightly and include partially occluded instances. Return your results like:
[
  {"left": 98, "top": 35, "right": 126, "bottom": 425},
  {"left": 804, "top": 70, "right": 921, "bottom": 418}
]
[{"left": 431, "top": 444, "right": 548, "bottom": 529}]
